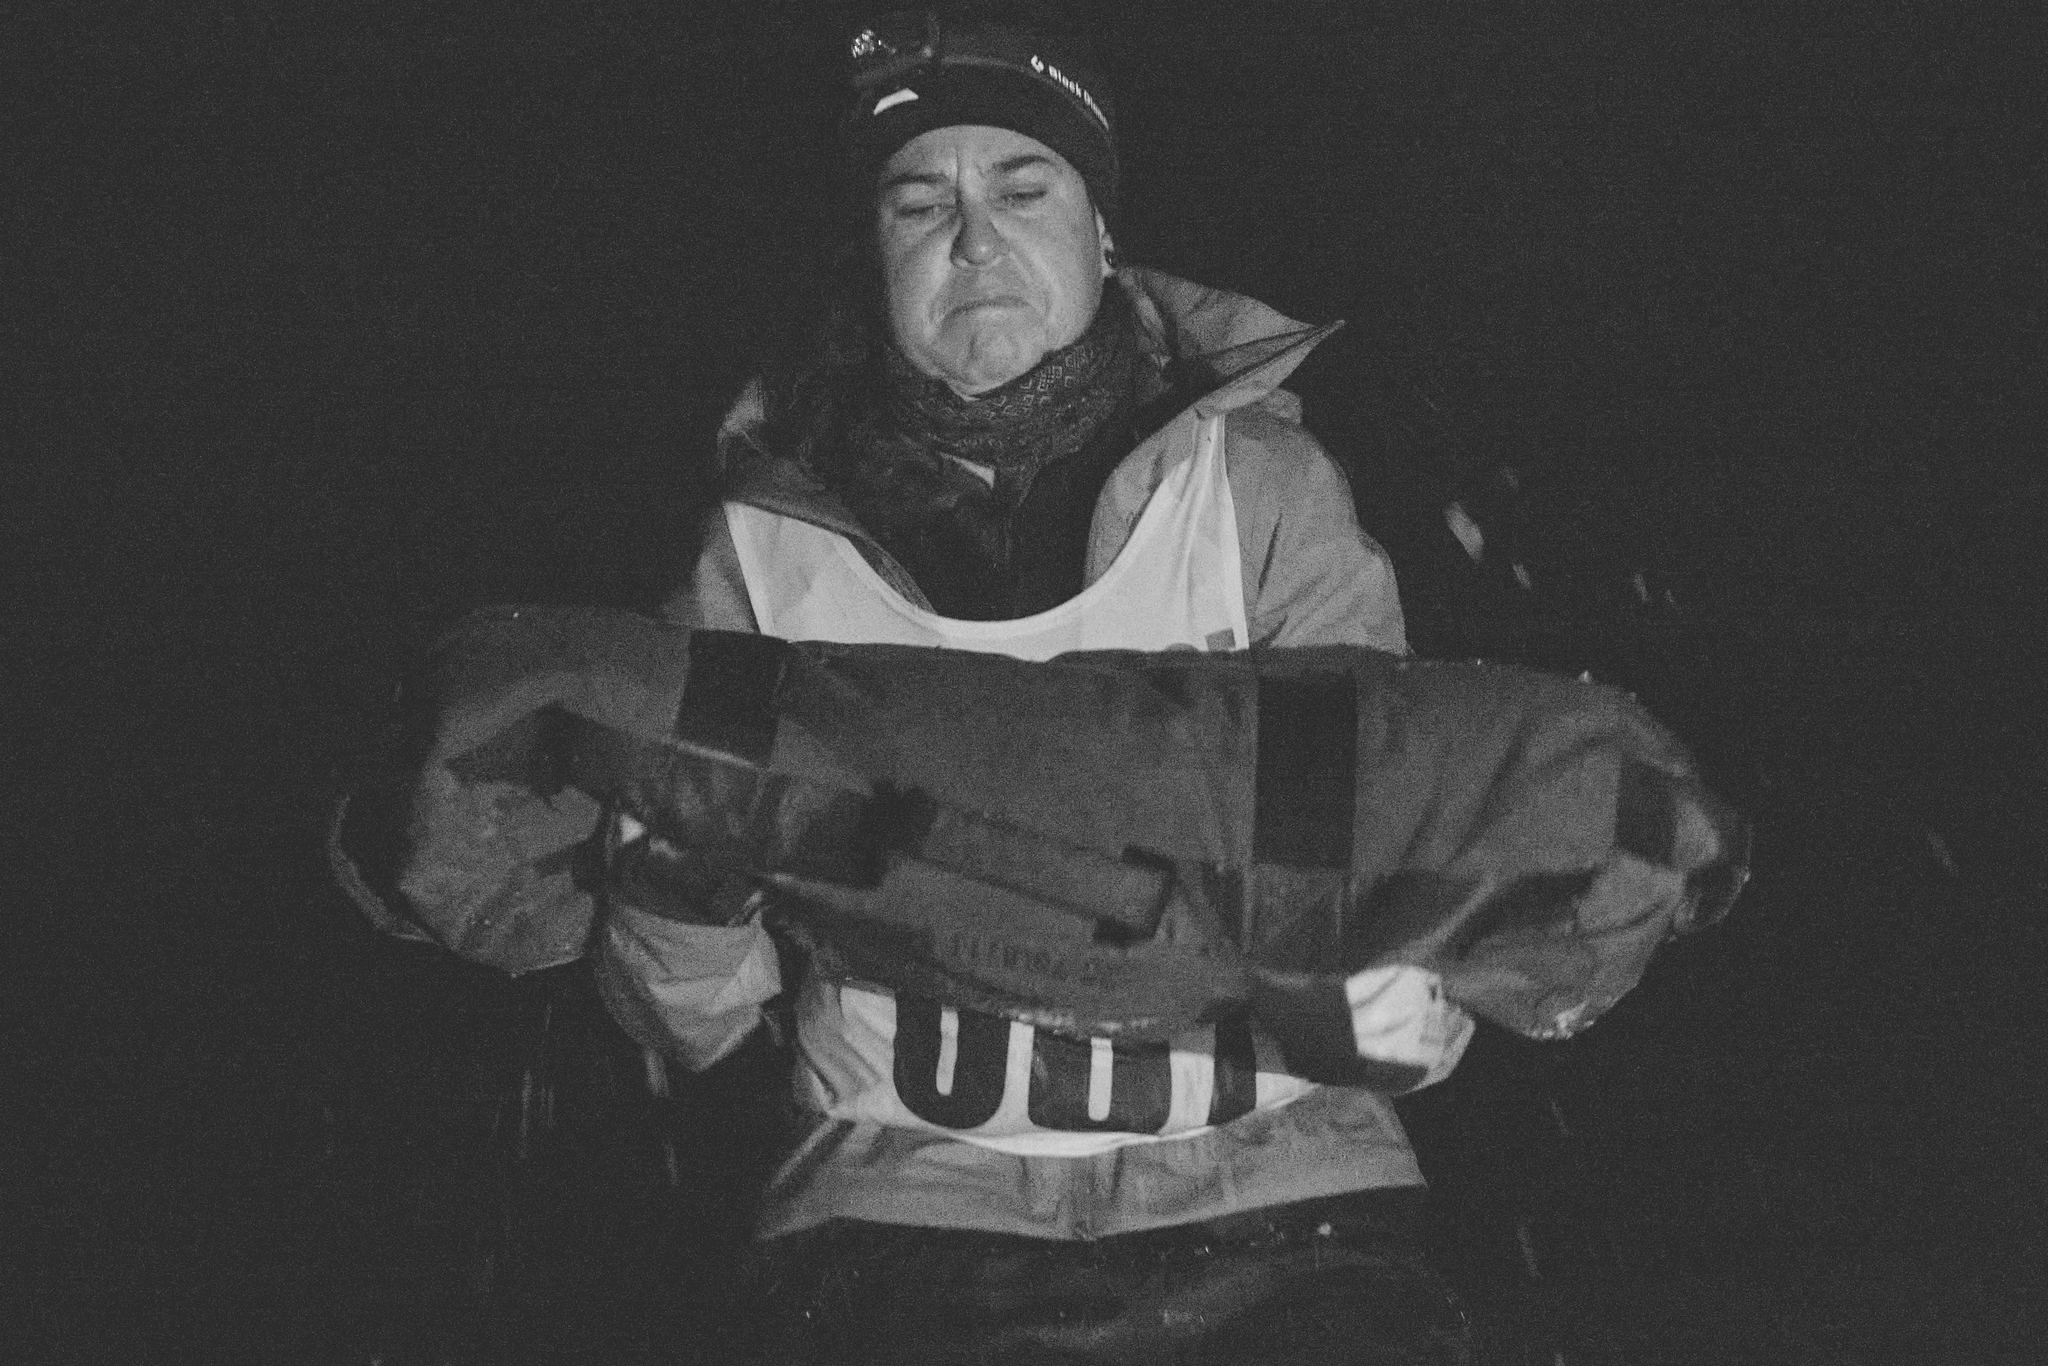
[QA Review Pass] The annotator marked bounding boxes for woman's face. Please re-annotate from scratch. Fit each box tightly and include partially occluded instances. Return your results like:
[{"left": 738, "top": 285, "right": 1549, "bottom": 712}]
[{"left": 876, "top": 125, "right": 1111, "bottom": 397}]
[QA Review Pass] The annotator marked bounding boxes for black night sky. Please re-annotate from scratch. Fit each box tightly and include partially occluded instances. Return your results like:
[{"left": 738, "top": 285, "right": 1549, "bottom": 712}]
[{"left": 9, "top": 3, "right": 2045, "bottom": 1362}]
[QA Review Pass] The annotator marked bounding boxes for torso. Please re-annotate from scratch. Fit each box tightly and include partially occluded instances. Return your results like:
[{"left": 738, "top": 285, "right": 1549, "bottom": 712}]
[{"left": 730, "top": 411, "right": 1326, "bottom": 1157}]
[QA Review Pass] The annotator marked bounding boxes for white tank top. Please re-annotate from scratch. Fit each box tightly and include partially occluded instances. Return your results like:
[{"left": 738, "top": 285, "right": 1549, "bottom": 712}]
[
  {"left": 726, "top": 414, "right": 1248, "bottom": 658},
  {"left": 725, "top": 414, "right": 1317, "bottom": 1157}
]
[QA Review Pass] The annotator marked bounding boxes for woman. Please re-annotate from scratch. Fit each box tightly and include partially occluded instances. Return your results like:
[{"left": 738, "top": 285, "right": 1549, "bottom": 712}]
[{"left": 593, "top": 10, "right": 1476, "bottom": 1363}]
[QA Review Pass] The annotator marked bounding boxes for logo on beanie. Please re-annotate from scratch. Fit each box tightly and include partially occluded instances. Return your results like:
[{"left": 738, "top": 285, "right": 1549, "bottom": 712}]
[{"left": 1029, "top": 53, "right": 1108, "bottom": 131}]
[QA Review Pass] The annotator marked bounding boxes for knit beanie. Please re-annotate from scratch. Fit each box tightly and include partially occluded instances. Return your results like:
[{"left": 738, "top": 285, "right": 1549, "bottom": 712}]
[{"left": 839, "top": 9, "right": 1120, "bottom": 225}]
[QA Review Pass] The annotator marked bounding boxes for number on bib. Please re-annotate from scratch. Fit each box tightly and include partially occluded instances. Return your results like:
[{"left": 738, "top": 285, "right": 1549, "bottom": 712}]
[{"left": 893, "top": 996, "right": 1263, "bottom": 1134}]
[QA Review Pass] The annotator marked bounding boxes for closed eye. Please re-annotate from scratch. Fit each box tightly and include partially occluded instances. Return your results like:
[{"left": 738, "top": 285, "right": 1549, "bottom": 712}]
[{"left": 883, "top": 189, "right": 956, "bottom": 224}]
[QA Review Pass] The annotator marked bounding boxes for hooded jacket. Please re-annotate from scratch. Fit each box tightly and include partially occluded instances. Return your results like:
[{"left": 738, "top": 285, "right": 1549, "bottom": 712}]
[{"left": 594, "top": 270, "right": 1434, "bottom": 1240}]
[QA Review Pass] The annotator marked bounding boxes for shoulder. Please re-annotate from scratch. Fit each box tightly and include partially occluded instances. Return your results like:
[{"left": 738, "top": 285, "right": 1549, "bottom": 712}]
[
  {"left": 1219, "top": 402, "right": 1407, "bottom": 652},
  {"left": 1221, "top": 399, "right": 1357, "bottom": 523}
]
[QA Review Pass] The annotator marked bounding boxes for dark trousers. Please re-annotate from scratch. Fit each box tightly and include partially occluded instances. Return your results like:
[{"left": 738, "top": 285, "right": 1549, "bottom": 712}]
[{"left": 742, "top": 1187, "right": 1474, "bottom": 1365}]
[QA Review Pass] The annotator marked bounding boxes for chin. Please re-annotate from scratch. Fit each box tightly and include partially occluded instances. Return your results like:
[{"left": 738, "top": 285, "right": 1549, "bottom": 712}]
[{"left": 947, "top": 336, "right": 1046, "bottom": 394}]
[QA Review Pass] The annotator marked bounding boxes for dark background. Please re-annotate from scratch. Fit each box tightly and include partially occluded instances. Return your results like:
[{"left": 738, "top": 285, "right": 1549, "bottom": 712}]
[{"left": 8, "top": 2, "right": 2045, "bottom": 1362}]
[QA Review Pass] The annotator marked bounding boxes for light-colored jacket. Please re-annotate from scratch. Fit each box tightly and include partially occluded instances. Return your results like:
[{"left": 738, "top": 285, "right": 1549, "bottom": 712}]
[{"left": 595, "top": 269, "right": 1432, "bottom": 1240}]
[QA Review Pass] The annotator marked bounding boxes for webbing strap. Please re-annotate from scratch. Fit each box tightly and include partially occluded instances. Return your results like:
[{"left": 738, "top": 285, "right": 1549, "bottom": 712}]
[
  {"left": 882, "top": 791, "right": 1174, "bottom": 937},
  {"left": 1250, "top": 970, "right": 1430, "bottom": 1090},
  {"left": 452, "top": 695, "right": 1180, "bottom": 942},
  {"left": 771, "top": 857, "right": 1249, "bottom": 1041},
  {"left": 1252, "top": 674, "right": 1357, "bottom": 869},
  {"left": 674, "top": 630, "right": 790, "bottom": 766}
]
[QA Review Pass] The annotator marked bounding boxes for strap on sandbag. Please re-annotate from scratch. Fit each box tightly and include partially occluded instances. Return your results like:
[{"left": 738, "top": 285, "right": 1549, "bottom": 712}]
[
  {"left": 1253, "top": 673, "right": 1357, "bottom": 869},
  {"left": 672, "top": 629, "right": 790, "bottom": 766}
]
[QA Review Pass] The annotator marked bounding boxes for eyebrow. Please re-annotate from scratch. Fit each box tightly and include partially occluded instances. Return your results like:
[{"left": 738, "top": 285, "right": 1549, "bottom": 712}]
[{"left": 879, "top": 154, "right": 1060, "bottom": 194}]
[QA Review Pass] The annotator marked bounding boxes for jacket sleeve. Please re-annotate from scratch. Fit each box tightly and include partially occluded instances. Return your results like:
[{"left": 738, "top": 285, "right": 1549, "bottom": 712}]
[
  {"left": 1227, "top": 409, "right": 1409, "bottom": 652},
  {"left": 595, "top": 505, "right": 782, "bottom": 1070}
]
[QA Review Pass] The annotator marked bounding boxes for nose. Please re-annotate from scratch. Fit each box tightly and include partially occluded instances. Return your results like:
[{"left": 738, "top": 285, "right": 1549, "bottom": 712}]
[{"left": 951, "top": 201, "right": 1003, "bottom": 268}]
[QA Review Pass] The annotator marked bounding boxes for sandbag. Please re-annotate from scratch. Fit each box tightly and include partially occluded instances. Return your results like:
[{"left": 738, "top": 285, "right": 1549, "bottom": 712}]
[{"left": 347, "top": 606, "right": 1748, "bottom": 1071}]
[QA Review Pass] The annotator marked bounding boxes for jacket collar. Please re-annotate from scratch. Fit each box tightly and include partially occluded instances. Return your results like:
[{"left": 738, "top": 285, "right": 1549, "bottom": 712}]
[
  {"left": 1116, "top": 267, "right": 1344, "bottom": 420},
  {"left": 719, "top": 269, "right": 1342, "bottom": 528}
]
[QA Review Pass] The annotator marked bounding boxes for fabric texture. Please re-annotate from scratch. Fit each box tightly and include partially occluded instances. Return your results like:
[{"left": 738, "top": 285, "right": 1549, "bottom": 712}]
[
  {"left": 839, "top": 286, "right": 1149, "bottom": 619},
  {"left": 871, "top": 285, "right": 1140, "bottom": 480},
  {"left": 745, "top": 1186, "right": 1472, "bottom": 1365},
  {"left": 841, "top": 19, "right": 1120, "bottom": 224}
]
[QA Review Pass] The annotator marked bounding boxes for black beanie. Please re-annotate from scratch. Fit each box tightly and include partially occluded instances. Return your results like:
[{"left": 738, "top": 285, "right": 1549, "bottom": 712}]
[{"left": 840, "top": 13, "right": 1119, "bottom": 225}]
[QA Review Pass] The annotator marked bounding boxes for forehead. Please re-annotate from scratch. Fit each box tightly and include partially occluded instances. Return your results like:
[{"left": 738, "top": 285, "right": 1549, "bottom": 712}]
[{"left": 880, "top": 124, "right": 1081, "bottom": 184}]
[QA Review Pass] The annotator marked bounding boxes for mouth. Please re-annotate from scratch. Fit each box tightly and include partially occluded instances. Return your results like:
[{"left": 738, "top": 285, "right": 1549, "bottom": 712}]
[{"left": 947, "top": 293, "right": 1029, "bottom": 319}]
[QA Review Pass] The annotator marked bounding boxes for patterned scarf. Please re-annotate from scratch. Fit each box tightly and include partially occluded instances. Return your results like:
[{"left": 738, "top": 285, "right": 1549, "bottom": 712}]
[
  {"left": 872, "top": 286, "right": 1143, "bottom": 494},
  {"left": 827, "top": 285, "right": 1151, "bottom": 619}
]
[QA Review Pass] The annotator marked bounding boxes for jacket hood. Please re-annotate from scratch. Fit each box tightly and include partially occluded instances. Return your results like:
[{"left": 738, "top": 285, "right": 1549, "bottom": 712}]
[{"left": 716, "top": 268, "right": 1342, "bottom": 525}]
